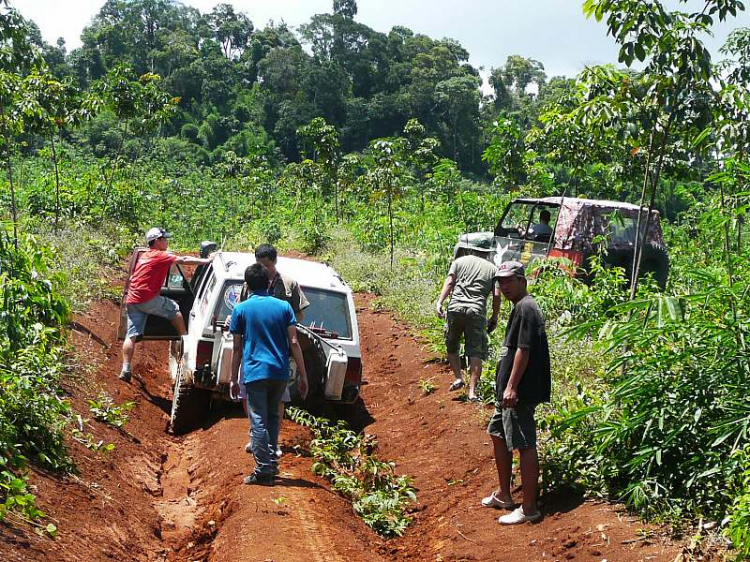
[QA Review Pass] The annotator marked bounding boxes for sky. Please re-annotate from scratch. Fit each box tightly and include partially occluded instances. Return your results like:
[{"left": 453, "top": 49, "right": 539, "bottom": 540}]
[{"left": 16, "top": 0, "right": 750, "bottom": 85}]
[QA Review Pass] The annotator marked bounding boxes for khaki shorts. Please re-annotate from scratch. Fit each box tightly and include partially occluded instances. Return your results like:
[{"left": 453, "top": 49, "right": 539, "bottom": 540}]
[
  {"left": 444, "top": 309, "right": 488, "bottom": 360},
  {"left": 487, "top": 402, "right": 538, "bottom": 451}
]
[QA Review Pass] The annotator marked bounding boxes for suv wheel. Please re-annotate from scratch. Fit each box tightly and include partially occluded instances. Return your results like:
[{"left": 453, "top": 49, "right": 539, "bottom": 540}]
[{"left": 170, "top": 359, "right": 209, "bottom": 435}]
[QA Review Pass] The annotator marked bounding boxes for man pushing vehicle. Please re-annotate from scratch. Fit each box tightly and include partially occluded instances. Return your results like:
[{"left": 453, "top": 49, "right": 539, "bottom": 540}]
[{"left": 119, "top": 227, "right": 213, "bottom": 382}]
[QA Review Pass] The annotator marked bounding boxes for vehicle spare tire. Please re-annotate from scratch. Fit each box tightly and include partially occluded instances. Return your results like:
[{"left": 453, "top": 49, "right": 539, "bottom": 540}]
[
  {"left": 288, "top": 328, "right": 327, "bottom": 404},
  {"left": 170, "top": 359, "right": 209, "bottom": 435},
  {"left": 639, "top": 242, "right": 669, "bottom": 289}
]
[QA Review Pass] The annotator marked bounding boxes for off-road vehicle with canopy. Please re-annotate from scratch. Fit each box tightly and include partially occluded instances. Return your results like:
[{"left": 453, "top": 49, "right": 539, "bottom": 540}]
[
  {"left": 454, "top": 197, "right": 669, "bottom": 288},
  {"left": 118, "top": 245, "right": 363, "bottom": 434}
]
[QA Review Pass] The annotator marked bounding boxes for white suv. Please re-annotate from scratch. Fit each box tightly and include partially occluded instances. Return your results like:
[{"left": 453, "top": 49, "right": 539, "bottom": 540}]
[{"left": 118, "top": 245, "right": 363, "bottom": 434}]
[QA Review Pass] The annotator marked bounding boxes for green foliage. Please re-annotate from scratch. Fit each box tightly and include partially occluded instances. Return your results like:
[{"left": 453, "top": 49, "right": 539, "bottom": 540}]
[
  {"left": 727, "top": 446, "right": 750, "bottom": 559},
  {"left": 88, "top": 393, "right": 135, "bottom": 429},
  {"left": 288, "top": 407, "right": 416, "bottom": 537},
  {"left": 418, "top": 378, "right": 437, "bottom": 395},
  {"left": 0, "top": 227, "right": 72, "bottom": 523}
]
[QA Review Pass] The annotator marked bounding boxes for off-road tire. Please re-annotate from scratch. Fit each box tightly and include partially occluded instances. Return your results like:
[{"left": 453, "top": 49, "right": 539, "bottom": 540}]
[
  {"left": 639, "top": 242, "right": 669, "bottom": 289},
  {"left": 170, "top": 359, "right": 209, "bottom": 435}
]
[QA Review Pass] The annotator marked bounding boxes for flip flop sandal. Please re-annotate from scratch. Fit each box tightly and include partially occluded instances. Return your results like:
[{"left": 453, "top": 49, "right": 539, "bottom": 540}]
[
  {"left": 481, "top": 492, "right": 516, "bottom": 509},
  {"left": 448, "top": 379, "right": 465, "bottom": 391}
]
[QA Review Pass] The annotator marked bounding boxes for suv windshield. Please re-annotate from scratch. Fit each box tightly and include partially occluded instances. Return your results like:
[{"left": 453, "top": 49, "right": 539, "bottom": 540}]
[
  {"left": 497, "top": 202, "right": 559, "bottom": 241},
  {"left": 299, "top": 288, "right": 352, "bottom": 339}
]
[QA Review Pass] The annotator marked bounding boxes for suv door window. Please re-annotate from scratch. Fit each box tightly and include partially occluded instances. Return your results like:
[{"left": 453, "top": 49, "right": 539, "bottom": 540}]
[
  {"left": 299, "top": 288, "right": 352, "bottom": 339},
  {"left": 166, "top": 265, "right": 186, "bottom": 289},
  {"left": 195, "top": 265, "right": 214, "bottom": 302},
  {"left": 213, "top": 281, "right": 243, "bottom": 326}
]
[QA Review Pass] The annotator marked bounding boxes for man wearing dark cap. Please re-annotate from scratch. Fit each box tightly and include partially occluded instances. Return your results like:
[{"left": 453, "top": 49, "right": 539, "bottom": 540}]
[
  {"left": 482, "top": 260, "right": 550, "bottom": 525},
  {"left": 119, "top": 228, "right": 213, "bottom": 382},
  {"left": 435, "top": 250, "right": 500, "bottom": 401}
]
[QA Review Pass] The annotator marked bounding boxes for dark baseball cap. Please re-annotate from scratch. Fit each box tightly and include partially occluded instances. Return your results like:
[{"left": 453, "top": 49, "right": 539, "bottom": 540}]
[{"left": 495, "top": 260, "right": 526, "bottom": 279}]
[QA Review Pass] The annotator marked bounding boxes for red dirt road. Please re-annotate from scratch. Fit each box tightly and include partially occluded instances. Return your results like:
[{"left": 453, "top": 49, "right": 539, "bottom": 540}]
[{"left": 0, "top": 294, "right": 682, "bottom": 562}]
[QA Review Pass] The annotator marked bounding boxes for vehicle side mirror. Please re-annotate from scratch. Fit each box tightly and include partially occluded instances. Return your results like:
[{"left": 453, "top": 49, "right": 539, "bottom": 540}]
[{"left": 200, "top": 241, "right": 218, "bottom": 259}]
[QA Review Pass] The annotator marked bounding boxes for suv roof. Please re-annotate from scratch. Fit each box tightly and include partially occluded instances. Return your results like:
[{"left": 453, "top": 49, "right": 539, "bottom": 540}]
[
  {"left": 212, "top": 253, "right": 350, "bottom": 292},
  {"left": 512, "top": 196, "right": 649, "bottom": 212}
]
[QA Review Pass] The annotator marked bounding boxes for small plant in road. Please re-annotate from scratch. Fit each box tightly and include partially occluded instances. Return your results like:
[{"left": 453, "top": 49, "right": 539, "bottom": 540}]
[
  {"left": 288, "top": 407, "right": 417, "bottom": 537},
  {"left": 89, "top": 393, "right": 135, "bottom": 428},
  {"left": 418, "top": 378, "right": 437, "bottom": 395}
]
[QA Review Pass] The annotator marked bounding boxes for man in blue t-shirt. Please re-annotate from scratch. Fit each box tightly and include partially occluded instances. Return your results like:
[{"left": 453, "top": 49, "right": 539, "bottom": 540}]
[{"left": 229, "top": 263, "right": 309, "bottom": 486}]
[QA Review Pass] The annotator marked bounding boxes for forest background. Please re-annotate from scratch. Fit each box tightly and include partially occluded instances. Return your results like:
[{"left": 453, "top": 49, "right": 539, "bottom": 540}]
[{"left": 2, "top": 0, "right": 750, "bottom": 557}]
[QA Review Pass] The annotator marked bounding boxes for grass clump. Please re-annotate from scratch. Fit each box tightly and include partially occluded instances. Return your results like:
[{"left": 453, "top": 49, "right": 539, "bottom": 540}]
[{"left": 288, "top": 407, "right": 416, "bottom": 537}]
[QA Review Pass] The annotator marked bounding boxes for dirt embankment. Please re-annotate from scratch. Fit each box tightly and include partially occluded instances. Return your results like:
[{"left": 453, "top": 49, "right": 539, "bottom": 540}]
[{"left": 0, "top": 294, "right": 682, "bottom": 562}]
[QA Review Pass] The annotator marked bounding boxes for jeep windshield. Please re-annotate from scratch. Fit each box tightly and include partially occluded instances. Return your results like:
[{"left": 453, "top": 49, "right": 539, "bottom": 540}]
[
  {"left": 213, "top": 282, "right": 352, "bottom": 340},
  {"left": 495, "top": 201, "right": 560, "bottom": 241}
]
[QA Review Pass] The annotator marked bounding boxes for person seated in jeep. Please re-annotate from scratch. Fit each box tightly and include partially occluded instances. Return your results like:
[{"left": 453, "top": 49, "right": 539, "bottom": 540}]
[
  {"left": 120, "top": 228, "right": 213, "bottom": 382},
  {"left": 528, "top": 210, "right": 553, "bottom": 240}
]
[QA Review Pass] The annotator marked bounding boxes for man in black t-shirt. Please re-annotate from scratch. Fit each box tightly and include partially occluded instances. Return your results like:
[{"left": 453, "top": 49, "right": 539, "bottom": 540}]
[{"left": 481, "top": 261, "right": 551, "bottom": 525}]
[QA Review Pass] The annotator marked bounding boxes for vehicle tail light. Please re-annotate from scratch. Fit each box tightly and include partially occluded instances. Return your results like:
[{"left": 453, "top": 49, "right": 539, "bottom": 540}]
[
  {"left": 345, "top": 357, "right": 362, "bottom": 384},
  {"left": 196, "top": 340, "right": 214, "bottom": 368},
  {"left": 548, "top": 249, "right": 584, "bottom": 276}
]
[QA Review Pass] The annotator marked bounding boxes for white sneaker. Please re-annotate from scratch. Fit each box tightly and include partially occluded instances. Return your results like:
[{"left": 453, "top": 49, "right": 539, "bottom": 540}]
[
  {"left": 275, "top": 447, "right": 283, "bottom": 459},
  {"left": 498, "top": 506, "right": 542, "bottom": 525},
  {"left": 245, "top": 441, "right": 252, "bottom": 453},
  {"left": 481, "top": 492, "right": 515, "bottom": 509}
]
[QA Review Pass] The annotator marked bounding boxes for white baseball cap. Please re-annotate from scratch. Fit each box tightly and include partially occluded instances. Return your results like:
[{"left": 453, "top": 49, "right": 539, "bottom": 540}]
[{"left": 146, "top": 227, "right": 172, "bottom": 243}]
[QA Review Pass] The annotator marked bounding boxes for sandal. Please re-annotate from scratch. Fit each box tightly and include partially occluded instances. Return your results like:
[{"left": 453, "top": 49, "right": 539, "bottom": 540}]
[
  {"left": 481, "top": 492, "right": 516, "bottom": 509},
  {"left": 448, "top": 379, "right": 465, "bottom": 392}
]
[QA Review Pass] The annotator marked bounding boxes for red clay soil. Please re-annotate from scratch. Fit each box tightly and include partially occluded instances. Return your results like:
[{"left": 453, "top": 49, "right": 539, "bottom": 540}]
[{"left": 0, "top": 291, "right": 685, "bottom": 562}]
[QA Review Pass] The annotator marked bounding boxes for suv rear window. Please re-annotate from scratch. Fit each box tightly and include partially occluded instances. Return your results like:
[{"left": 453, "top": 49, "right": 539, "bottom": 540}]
[
  {"left": 214, "top": 281, "right": 243, "bottom": 324},
  {"left": 299, "top": 288, "right": 352, "bottom": 340}
]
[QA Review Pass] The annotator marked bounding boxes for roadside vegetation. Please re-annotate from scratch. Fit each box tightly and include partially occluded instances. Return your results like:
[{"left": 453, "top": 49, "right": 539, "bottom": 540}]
[
  {"left": 289, "top": 407, "right": 416, "bottom": 537},
  {"left": 1, "top": 0, "right": 750, "bottom": 556}
]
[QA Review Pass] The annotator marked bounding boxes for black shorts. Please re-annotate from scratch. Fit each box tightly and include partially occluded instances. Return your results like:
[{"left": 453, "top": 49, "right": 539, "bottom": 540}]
[{"left": 487, "top": 402, "right": 538, "bottom": 451}]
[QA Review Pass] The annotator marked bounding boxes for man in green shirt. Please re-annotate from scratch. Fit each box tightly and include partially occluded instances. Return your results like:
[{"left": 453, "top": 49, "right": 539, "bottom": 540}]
[{"left": 435, "top": 250, "right": 500, "bottom": 401}]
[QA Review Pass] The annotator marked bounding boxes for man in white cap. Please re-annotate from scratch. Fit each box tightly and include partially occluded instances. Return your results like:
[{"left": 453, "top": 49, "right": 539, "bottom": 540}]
[
  {"left": 119, "top": 228, "right": 213, "bottom": 382},
  {"left": 482, "top": 260, "right": 550, "bottom": 525}
]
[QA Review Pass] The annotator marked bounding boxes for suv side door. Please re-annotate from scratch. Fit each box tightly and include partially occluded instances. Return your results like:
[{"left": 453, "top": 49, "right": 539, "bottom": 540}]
[{"left": 117, "top": 248, "right": 196, "bottom": 340}]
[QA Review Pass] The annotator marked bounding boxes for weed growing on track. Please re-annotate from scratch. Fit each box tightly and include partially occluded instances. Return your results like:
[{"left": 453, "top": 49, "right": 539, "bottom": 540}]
[
  {"left": 418, "top": 379, "right": 437, "bottom": 395},
  {"left": 288, "top": 407, "right": 417, "bottom": 537},
  {"left": 88, "top": 393, "right": 135, "bottom": 428}
]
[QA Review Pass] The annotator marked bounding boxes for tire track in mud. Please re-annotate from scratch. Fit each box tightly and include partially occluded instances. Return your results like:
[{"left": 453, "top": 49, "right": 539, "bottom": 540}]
[{"left": 155, "top": 415, "right": 384, "bottom": 562}]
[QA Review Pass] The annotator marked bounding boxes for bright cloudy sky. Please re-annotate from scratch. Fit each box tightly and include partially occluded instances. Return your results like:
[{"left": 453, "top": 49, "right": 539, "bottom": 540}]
[{"left": 16, "top": 0, "right": 750, "bottom": 81}]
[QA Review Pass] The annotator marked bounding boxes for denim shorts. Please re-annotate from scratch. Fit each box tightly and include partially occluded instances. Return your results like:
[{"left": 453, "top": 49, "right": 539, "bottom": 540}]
[
  {"left": 126, "top": 296, "right": 179, "bottom": 338},
  {"left": 487, "top": 402, "right": 538, "bottom": 451}
]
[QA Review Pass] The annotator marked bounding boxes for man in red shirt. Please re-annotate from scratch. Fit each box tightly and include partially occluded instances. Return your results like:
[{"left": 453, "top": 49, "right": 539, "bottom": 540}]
[{"left": 120, "top": 228, "right": 213, "bottom": 382}]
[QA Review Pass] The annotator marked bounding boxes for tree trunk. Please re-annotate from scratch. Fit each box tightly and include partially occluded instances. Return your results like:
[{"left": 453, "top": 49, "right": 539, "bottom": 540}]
[
  {"left": 0, "top": 99, "right": 18, "bottom": 248},
  {"left": 51, "top": 131, "right": 61, "bottom": 233},
  {"left": 388, "top": 183, "right": 394, "bottom": 270}
]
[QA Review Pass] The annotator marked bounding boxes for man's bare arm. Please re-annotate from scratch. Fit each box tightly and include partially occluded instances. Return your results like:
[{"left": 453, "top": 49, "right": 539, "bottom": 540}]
[
  {"left": 230, "top": 334, "right": 242, "bottom": 399},
  {"left": 287, "top": 325, "right": 308, "bottom": 399},
  {"left": 502, "top": 347, "right": 530, "bottom": 407},
  {"left": 435, "top": 274, "right": 456, "bottom": 318},
  {"left": 176, "top": 255, "right": 213, "bottom": 266}
]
